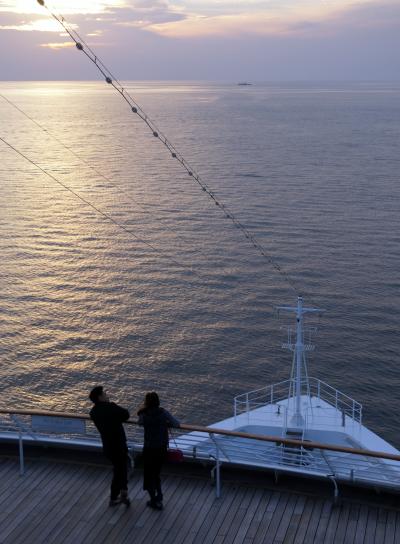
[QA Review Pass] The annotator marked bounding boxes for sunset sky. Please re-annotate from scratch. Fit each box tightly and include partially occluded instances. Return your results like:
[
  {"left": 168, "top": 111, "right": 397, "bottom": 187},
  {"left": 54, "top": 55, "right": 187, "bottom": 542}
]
[{"left": 0, "top": 0, "right": 399, "bottom": 80}]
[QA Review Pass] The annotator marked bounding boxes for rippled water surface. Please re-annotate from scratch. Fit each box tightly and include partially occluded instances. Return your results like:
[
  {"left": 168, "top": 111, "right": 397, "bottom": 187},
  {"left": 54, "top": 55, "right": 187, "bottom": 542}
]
[{"left": 1, "top": 81, "right": 400, "bottom": 446}]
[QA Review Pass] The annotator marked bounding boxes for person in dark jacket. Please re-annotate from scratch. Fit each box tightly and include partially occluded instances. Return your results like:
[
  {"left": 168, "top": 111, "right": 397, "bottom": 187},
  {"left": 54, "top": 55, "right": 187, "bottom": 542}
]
[
  {"left": 89, "top": 386, "right": 131, "bottom": 506},
  {"left": 138, "top": 391, "right": 180, "bottom": 510}
]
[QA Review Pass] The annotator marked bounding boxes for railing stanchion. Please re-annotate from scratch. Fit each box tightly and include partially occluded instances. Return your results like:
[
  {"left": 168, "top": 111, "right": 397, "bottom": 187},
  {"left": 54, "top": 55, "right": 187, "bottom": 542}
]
[
  {"left": 328, "top": 475, "right": 339, "bottom": 504},
  {"left": 210, "top": 433, "right": 221, "bottom": 498},
  {"left": 18, "top": 430, "right": 24, "bottom": 476}
]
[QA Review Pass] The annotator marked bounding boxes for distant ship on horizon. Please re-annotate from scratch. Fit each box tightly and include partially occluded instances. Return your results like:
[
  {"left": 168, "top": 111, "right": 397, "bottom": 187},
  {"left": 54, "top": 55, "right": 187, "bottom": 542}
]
[{"left": 237, "top": 82, "right": 253, "bottom": 86}]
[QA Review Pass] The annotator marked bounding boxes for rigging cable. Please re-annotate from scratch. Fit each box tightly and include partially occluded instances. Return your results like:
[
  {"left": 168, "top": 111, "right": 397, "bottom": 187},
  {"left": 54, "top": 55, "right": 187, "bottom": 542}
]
[
  {"left": 0, "top": 92, "right": 212, "bottom": 264},
  {"left": 0, "top": 134, "right": 216, "bottom": 287},
  {"left": 36, "top": 0, "right": 300, "bottom": 298}
]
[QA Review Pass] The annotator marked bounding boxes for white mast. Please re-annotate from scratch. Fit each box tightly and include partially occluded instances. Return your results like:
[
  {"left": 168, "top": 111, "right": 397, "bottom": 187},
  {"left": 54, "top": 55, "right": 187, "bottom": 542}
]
[{"left": 278, "top": 297, "right": 324, "bottom": 427}]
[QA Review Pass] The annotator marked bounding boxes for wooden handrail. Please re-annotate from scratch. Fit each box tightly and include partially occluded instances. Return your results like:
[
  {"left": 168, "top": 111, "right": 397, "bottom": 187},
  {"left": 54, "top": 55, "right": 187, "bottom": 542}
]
[{"left": 1, "top": 408, "right": 400, "bottom": 463}]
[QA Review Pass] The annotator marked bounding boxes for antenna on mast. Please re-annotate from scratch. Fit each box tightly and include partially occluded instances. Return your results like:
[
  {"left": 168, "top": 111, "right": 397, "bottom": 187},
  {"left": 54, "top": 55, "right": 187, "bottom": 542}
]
[{"left": 277, "top": 297, "right": 325, "bottom": 427}]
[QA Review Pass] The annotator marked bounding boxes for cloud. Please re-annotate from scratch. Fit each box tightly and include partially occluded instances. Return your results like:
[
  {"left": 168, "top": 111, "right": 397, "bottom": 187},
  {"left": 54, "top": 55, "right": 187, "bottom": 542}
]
[
  {"left": 2, "top": 1, "right": 390, "bottom": 40},
  {"left": 0, "top": 1, "right": 185, "bottom": 35},
  {"left": 115, "top": 1, "right": 398, "bottom": 39},
  {"left": 0, "top": 18, "right": 65, "bottom": 32},
  {"left": 0, "top": 0, "right": 125, "bottom": 16},
  {"left": 40, "top": 41, "right": 75, "bottom": 49},
  {"left": 124, "top": 0, "right": 334, "bottom": 38}
]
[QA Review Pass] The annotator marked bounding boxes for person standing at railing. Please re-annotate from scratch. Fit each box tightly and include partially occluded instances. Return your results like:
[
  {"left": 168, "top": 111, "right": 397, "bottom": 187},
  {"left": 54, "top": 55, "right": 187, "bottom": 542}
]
[
  {"left": 89, "top": 386, "right": 131, "bottom": 507},
  {"left": 138, "top": 392, "right": 180, "bottom": 510}
]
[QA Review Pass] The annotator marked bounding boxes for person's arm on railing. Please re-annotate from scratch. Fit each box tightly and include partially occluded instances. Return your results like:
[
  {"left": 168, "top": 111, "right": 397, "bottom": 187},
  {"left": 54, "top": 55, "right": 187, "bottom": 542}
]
[{"left": 163, "top": 409, "right": 180, "bottom": 428}]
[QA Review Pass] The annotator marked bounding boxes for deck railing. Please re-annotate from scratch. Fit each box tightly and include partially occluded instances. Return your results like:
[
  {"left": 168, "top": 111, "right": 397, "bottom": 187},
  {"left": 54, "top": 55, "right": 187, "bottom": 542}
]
[
  {"left": 0, "top": 408, "right": 399, "bottom": 500},
  {"left": 234, "top": 377, "right": 362, "bottom": 427}
]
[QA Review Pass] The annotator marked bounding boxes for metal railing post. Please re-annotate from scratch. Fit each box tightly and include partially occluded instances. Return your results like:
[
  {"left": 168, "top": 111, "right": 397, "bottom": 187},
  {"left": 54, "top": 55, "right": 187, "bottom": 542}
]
[
  {"left": 10, "top": 415, "right": 25, "bottom": 476},
  {"left": 210, "top": 433, "right": 221, "bottom": 498},
  {"left": 18, "top": 430, "right": 24, "bottom": 476},
  {"left": 328, "top": 475, "right": 339, "bottom": 505}
]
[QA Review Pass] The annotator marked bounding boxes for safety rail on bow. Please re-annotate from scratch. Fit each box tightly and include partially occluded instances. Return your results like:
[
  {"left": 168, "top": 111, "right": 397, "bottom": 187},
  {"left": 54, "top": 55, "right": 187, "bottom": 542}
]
[
  {"left": 1, "top": 408, "right": 400, "bottom": 500},
  {"left": 234, "top": 378, "right": 363, "bottom": 428}
]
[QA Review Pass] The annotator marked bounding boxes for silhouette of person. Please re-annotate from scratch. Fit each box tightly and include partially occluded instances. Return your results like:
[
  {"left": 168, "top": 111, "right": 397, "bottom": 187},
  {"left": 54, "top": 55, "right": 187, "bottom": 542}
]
[
  {"left": 138, "top": 392, "right": 180, "bottom": 509},
  {"left": 89, "top": 386, "right": 131, "bottom": 506}
]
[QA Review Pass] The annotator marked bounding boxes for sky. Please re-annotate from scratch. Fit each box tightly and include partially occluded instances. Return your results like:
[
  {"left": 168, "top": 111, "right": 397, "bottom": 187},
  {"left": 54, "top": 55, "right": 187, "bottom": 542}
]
[{"left": 0, "top": 0, "right": 399, "bottom": 80}]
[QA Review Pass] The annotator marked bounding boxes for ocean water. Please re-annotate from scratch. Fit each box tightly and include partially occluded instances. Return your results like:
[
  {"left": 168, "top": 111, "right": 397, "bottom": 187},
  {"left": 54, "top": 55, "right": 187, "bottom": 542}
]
[{"left": 1, "top": 81, "right": 400, "bottom": 447}]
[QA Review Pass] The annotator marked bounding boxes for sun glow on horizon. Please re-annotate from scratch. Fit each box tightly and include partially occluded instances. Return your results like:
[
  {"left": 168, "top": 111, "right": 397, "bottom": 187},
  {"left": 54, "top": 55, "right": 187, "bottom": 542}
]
[
  {"left": 0, "top": 18, "right": 66, "bottom": 32},
  {"left": 0, "top": 0, "right": 126, "bottom": 16}
]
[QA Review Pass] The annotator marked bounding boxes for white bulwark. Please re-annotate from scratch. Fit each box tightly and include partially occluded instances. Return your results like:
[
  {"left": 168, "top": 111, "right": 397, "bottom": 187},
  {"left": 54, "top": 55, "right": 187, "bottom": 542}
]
[{"left": 31, "top": 415, "right": 86, "bottom": 435}]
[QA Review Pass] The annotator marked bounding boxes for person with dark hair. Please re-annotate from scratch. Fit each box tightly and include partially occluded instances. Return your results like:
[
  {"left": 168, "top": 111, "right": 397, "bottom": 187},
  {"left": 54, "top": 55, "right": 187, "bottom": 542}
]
[
  {"left": 138, "top": 391, "right": 180, "bottom": 510},
  {"left": 89, "top": 386, "right": 131, "bottom": 507}
]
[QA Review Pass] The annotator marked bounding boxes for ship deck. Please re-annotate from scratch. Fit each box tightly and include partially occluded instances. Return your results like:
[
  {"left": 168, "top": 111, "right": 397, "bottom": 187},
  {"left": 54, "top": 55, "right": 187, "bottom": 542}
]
[{"left": 0, "top": 450, "right": 399, "bottom": 543}]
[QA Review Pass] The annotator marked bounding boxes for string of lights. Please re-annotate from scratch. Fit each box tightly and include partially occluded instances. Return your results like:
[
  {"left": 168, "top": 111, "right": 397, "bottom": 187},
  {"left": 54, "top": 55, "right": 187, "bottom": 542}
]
[
  {"left": 0, "top": 92, "right": 212, "bottom": 264},
  {"left": 36, "top": 0, "right": 300, "bottom": 297},
  {"left": 0, "top": 135, "right": 219, "bottom": 289}
]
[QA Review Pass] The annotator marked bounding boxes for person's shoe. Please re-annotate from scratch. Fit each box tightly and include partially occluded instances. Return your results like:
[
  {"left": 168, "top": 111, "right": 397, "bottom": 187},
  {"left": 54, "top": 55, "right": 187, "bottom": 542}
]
[
  {"left": 147, "top": 500, "right": 163, "bottom": 510},
  {"left": 109, "top": 498, "right": 120, "bottom": 507},
  {"left": 120, "top": 495, "right": 131, "bottom": 507}
]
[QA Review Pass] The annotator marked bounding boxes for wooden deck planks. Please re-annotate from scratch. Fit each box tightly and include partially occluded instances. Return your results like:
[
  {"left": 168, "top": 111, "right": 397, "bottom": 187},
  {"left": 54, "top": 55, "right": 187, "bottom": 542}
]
[
  {"left": 253, "top": 491, "right": 284, "bottom": 543},
  {"left": 196, "top": 483, "right": 240, "bottom": 544},
  {"left": 354, "top": 504, "right": 370, "bottom": 544},
  {"left": 302, "top": 498, "right": 326, "bottom": 544},
  {"left": 309, "top": 499, "right": 333, "bottom": 543},
  {"left": 175, "top": 479, "right": 218, "bottom": 544},
  {"left": 231, "top": 488, "right": 265, "bottom": 544},
  {"left": 0, "top": 456, "right": 399, "bottom": 544},
  {"left": 244, "top": 489, "right": 275, "bottom": 544},
  {"left": 1, "top": 462, "right": 69, "bottom": 543},
  {"left": 331, "top": 502, "right": 351, "bottom": 544},
  {"left": 383, "top": 510, "right": 397, "bottom": 544},
  {"left": 9, "top": 464, "right": 92, "bottom": 544},
  {"left": 273, "top": 494, "right": 299, "bottom": 543},
  {"left": 48, "top": 467, "right": 113, "bottom": 544},
  {"left": 281, "top": 495, "right": 307, "bottom": 544},
  {"left": 363, "top": 507, "right": 379, "bottom": 544},
  {"left": 291, "top": 497, "right": 317, "bottom": 544},
  {"left": 221, "top": 487, "right": 258, "bottom": 543},
  {"left": 343, "top": 503, "right": 361, "bottom": 544},
  {"left": 163, "top": 479, "right": 210, "bottom": 544},
  {"left": 375, "top": 508, "right": 389, "bottom": 544}
]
